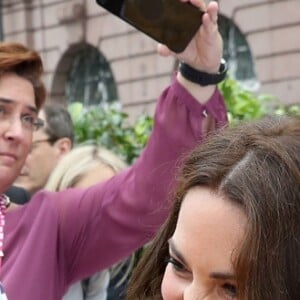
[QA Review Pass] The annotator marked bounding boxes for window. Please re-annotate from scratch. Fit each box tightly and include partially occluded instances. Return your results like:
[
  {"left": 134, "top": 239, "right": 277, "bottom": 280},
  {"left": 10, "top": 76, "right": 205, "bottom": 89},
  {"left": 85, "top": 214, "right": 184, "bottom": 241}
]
[
  {"left": 66, "top": 46, "right": 118, "bottom": 106},
  {"left": 219, "top": 15, "right": 258, "bottom": 89}
]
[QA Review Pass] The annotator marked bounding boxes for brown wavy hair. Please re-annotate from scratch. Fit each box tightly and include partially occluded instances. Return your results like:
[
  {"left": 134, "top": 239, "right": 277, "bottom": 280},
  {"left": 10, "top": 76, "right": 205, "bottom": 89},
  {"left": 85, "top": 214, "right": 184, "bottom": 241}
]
[
  {"left": 0, "top": 42, "right": 46, "bottom": 110},
  {"left": 126, "top": 115, "right": 300, "bottom": 300}
]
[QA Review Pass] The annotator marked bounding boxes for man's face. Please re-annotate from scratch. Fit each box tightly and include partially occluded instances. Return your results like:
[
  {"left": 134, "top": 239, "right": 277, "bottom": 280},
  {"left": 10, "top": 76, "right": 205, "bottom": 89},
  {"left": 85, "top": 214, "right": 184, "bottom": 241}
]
[
  {"left": 15, "top": 110, "right": 61, "bottom": 194},
  {"left": 0, "top": 73, "right": 37, "bottom": 192}
]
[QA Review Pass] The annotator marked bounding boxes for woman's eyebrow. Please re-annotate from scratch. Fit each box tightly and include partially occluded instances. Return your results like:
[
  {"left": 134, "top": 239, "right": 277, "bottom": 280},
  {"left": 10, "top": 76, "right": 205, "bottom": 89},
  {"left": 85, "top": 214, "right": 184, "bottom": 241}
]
[
  {"left": 210, "top": 271, "right": 236, "bottom": 280},
  {"left": 0, "top": 97, "right": 13, "bottom": 105},
  {"left": 0, "top": 97, "right": 37, "bottom": 113},
  {"left": 168, "top": 238, "right": 188, "bottom": 265}
]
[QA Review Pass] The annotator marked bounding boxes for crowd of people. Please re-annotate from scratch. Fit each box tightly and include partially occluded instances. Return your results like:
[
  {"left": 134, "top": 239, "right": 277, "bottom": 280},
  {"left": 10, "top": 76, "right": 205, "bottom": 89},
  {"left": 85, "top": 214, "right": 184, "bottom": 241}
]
[{"left": 0, "top": 1, "right": 299, "bottom": 299}]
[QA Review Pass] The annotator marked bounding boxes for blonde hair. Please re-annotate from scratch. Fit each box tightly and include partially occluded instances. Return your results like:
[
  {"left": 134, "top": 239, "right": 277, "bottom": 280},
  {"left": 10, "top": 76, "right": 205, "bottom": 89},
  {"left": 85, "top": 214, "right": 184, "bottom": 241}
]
[{"left": 45, "top": 144, "right": 127, "bottom": 191}]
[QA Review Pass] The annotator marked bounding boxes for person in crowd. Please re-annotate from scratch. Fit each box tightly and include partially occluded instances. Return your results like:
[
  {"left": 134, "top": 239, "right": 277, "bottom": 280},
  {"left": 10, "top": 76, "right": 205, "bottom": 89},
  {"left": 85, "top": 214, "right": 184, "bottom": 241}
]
[
  {"left": 14, "top": 103, "right": 74, "bottom": 195},
  {"left": 0, "top": 1, "right": 228, "bottom": 299},
  {"left": 126, "top": 115, "right": 300, "bottom": 300},
  {"left": 3, "top": 105, "right": 73, "bottom": 205},
  {"left": 45, "top": 144, "right": 131, "bottom": 300}
]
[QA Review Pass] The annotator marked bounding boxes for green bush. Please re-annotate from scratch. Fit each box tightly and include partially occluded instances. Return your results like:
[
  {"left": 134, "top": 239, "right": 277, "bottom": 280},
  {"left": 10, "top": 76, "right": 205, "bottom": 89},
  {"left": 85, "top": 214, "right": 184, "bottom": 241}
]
[
  {"left": 219, "top": 77, "right": 300, "bottom": 123},
  {"left": 69, "top": 77, "right": 300, "bottom": 163},
  {"left": 219, "top": 77, "right": 272, "bottom": 124},
  {"left": 68, "top": 102, "right": 153, "bottom": 164},
  {"left": 273, "top": 104, "right": 300, "bottom": 116}
]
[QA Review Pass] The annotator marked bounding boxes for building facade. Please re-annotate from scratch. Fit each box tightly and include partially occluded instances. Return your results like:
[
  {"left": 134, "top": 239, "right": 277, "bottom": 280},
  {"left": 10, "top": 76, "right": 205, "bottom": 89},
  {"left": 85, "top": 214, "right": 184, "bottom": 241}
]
[{"left": 2, "top": 0, "right": 300, "bottom": 119}]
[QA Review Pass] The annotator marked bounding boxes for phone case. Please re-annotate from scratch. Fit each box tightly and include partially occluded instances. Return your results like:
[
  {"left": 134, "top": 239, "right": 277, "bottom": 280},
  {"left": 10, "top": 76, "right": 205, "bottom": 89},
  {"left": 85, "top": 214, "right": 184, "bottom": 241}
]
[{"left": 96, "top": 0, "right": 203, "bottom": 53}]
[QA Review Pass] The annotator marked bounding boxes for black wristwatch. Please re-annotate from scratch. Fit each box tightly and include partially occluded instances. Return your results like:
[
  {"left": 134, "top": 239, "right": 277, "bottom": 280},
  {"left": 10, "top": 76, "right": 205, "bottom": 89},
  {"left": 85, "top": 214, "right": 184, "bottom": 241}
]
[{"left": 179, "top": 59, "right": 228, "bottom": 86}]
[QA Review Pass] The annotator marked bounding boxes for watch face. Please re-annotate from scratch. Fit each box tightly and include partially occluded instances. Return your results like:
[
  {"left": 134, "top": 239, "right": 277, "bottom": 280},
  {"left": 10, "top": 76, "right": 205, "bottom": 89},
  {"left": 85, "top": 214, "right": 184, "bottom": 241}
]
[{"left": 96, "top": 0, "right": 203, "bottom": 53}]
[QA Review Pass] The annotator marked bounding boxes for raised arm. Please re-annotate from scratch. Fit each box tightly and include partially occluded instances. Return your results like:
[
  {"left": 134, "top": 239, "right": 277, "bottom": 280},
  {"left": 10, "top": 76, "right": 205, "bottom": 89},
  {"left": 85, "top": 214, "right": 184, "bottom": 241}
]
[{"left": 53, "top": 0, "right": 227, "bottom": 285}]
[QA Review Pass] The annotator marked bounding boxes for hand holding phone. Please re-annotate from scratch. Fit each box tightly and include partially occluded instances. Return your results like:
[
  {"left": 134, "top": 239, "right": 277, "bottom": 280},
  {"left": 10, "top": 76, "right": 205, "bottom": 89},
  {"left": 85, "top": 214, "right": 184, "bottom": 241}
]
[{"left": 95, "top": 0, "right": 204, "bottom": 53}]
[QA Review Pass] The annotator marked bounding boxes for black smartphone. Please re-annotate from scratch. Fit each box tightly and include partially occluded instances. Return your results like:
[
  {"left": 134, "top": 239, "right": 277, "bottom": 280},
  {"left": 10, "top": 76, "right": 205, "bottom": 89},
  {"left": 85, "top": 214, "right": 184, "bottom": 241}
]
[{"left": 95, "top": 0, "right": 204, "bottom": 53}]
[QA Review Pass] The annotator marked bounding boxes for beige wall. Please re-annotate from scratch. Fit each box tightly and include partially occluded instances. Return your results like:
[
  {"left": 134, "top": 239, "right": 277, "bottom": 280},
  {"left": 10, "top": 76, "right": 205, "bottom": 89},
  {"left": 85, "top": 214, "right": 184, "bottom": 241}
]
[
  {"left": 2, "top": 0, "right": 300, "bottom": 119},
  {"left": 219, "top": 0, "right": 300, "bottom": 105}
]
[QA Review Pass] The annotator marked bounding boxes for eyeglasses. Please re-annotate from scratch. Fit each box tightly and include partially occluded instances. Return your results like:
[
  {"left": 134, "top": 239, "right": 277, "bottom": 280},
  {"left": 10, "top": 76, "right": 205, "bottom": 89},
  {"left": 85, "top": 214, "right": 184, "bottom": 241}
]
[
  {"left": 32, "top": 138, "right": 52, "bottom": 145},
  {"left": 0, "top": 107, "right": 44, "bottom": 132},
  {"left": 22, "top": 116, "right": 44, "bottom": 131},
  {"left": 30, "top": 138, "right": 52, "bottom": 153}
]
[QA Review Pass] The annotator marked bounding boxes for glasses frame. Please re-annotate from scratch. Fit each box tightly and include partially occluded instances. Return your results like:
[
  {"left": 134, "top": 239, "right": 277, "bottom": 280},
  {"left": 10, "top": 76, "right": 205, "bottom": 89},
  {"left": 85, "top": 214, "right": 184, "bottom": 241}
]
[
  {"left": 30, "top": 137, "right": 54, "bottom": 153},
  {"left": 33, "top": 118, "right": 45, "bottom": 131}
]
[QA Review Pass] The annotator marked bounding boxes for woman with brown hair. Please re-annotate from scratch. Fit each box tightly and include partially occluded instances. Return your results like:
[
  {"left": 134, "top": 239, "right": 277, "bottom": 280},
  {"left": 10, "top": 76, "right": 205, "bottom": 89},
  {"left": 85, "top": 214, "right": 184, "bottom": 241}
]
[{"left": 127, "top": 115, "right": 300, "bottom": 299}]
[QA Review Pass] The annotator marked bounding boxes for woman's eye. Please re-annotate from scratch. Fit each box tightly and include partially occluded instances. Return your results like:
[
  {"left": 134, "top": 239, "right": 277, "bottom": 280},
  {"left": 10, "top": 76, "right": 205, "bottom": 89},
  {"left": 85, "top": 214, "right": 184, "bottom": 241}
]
[
  {"left": 0, "top": 106, "right": 6, "bottom": 115},
  {"left": 165, "top": 256, "right": 187, "bottom": 272},
  {"left": 22, "top": 115, "right": 34, "bottom": 125},
  {"left": 222, "top": 282, "right": 237, "bottom": 298}
]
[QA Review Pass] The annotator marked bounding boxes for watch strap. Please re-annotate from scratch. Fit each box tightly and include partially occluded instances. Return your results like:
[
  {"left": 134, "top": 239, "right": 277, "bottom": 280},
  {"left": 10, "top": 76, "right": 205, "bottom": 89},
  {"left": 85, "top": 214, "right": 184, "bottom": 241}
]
[{"left": 179, "top": 59, "right": 228, "bottom": 86}]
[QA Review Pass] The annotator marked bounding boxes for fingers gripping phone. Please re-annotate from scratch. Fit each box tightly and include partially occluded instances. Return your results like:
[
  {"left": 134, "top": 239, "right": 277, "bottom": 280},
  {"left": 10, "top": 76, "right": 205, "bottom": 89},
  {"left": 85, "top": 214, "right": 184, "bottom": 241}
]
[{"left": 95, "top": 0, "right": 204, "bottom": 53}]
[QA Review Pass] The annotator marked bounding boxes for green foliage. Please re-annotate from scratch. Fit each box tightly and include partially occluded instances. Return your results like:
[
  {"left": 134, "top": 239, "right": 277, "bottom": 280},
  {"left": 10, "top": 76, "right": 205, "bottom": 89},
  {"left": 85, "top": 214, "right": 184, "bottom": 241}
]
[
  {"left": 219, "top": 76, "right": 300, "bottom": 123},
  {"left": 218, "top": 77, "right": 272, "bottom": 125},
  {"left": 274, "top": 104, "right": 300, "bottom": 116},
  {"left": 69, "top": 77, "right": 300, "bottom": 164},
  {"left": 68, "top": 102, "right": 153, "bottom": 164}
]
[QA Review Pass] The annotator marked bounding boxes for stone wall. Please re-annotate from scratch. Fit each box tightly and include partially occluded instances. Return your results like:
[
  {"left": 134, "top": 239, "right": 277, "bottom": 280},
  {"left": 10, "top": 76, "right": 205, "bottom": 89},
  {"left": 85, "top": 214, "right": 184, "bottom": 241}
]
[
  {"left": 220, "top": 0, "right": 300, "bottom": 105},
  {"left": 2, "top": 0, "right": 300, "bottom": 119}
]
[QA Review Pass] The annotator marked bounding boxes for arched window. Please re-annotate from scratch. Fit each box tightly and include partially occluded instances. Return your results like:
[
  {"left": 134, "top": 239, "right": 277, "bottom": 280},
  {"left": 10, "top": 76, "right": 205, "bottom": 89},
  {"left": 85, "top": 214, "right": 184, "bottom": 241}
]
[
  {"left": 65, "top": 46, "right": 118, "bottom": 106},
  {"left": 219, "top": 15, "right": 258, "bottom": 89}
]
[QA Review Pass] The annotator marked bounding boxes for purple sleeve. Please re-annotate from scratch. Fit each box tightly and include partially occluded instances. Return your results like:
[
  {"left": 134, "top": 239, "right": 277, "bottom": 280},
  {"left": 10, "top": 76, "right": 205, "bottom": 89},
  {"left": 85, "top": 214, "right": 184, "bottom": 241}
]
[{"left": 50, "top": 78, "right": 228, "bottom": 284}]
